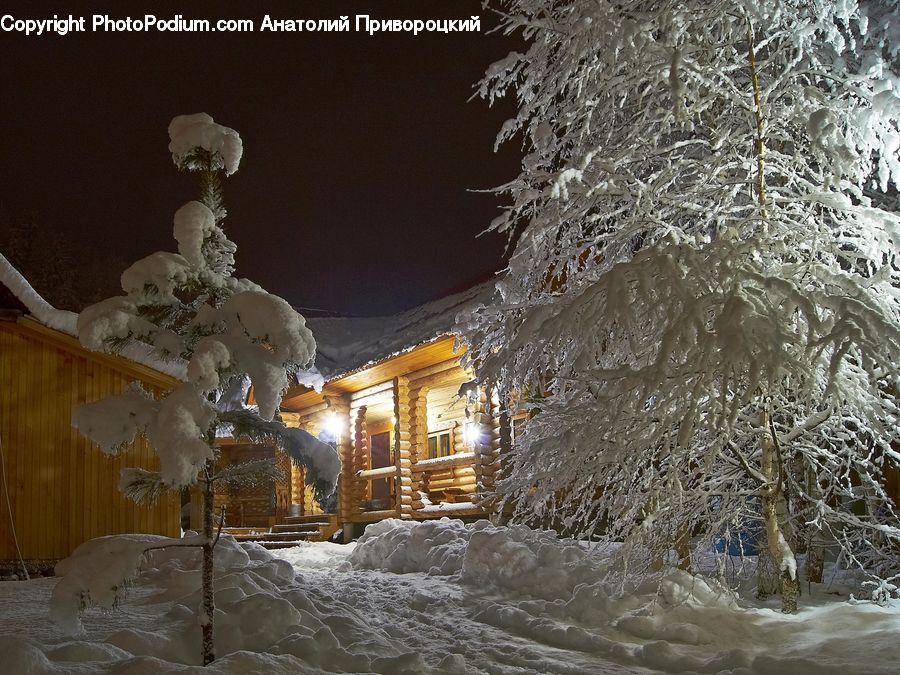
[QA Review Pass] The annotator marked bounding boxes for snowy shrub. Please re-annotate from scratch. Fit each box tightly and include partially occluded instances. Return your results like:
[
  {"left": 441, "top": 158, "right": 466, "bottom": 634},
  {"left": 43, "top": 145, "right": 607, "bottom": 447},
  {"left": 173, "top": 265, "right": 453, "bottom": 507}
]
[{"left": 68, "top": 113, "right": 340, "bottom": 663}]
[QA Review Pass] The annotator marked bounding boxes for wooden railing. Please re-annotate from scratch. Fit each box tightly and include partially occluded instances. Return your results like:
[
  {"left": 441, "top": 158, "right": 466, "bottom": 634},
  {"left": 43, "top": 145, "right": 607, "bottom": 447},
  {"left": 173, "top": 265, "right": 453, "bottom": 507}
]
[{"left": 356, "top": 465, "right": 396, "bottom": 480}]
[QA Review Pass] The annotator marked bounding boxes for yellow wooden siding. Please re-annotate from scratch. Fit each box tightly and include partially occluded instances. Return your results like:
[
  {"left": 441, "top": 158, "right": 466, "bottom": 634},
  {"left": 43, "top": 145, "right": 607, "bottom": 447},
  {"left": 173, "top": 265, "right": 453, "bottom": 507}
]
[{"left": 0, "top": 319, "right": 180, "bottom": 561}]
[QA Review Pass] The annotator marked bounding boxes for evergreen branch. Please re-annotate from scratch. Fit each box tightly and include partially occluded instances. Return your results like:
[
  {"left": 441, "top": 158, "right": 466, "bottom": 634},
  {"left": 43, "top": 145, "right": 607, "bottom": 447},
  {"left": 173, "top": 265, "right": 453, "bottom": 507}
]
[
  {"left": 212, "top": 459, "right": 282, "bottom": 488},
  {"left": 219, "top": 409, "right": 340, "bottom": 504},
  {"left": 119, "top": 468, "right": 168, "bottom": 504}
]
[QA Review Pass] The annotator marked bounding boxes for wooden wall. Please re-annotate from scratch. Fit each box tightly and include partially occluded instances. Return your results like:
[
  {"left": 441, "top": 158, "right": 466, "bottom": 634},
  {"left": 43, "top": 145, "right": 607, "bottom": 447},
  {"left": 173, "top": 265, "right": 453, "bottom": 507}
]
[{"left": 0, "top": 318, "right": 180, "bottom": 562}]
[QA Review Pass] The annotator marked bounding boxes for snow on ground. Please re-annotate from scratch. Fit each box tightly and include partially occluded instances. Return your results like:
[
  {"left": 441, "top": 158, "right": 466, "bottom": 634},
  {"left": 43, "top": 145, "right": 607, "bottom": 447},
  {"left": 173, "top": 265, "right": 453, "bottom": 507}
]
[{"left": 1, "top": 518, "right": 898, "bottom": 674}]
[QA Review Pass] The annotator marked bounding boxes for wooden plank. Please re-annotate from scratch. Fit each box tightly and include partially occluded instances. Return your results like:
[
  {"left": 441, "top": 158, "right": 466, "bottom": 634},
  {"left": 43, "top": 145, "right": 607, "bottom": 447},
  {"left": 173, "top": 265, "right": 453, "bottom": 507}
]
[
  {"left": 75, "top": 351, "right": 87, "bottom": 549},
  {"left": 40, "top": 341, "right": 52, "bottom": 558},
  {"left": 26, "top": 330, "right": 39, "bottom": 557},
  {"left": 14, "top": 328, "right": 28, "bottom": 558},
  {"left": 87, "top": 358, "right": 98, "bottom": 542},
  {"left": 15, "top": 318, "right": 177, "bottom": 390},
  {"left": 37, "top": 344, "right": 50, "bottom": 559},
  {"left": 0, "top": 327, "right": 14, "bottom": 559}
]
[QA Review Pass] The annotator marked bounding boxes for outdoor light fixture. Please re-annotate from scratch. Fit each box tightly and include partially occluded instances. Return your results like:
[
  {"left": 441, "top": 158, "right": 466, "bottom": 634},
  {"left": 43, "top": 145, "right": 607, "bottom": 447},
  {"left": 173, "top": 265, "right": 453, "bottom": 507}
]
[
  {"left": 324, "top": 412, "right": 343, "bottom": 439},
  {"left": 463, "top": 421, "right": 480, "bottom": 447}
]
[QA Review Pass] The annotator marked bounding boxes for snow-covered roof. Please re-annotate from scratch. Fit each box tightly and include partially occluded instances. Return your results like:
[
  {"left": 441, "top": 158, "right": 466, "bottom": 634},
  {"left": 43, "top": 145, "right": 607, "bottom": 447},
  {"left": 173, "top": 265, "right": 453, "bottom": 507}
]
[
  {"left": 0, "top": 252, "right": 186, "bottom": 381},
  {"left": 306, "top": 280, "right": 497, "bottom": 381}
]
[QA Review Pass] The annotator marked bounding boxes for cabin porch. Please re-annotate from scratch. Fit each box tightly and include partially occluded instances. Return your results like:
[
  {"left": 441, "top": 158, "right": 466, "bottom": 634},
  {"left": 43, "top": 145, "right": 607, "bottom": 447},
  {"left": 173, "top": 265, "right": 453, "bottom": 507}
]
[{"left": 279, "top": 338, "right": 508, "bottom": 538}]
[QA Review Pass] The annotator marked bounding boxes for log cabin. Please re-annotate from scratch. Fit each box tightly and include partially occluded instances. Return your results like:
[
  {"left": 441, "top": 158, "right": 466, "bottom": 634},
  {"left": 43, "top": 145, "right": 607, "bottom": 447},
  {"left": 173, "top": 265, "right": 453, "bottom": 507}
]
[
  {"left": 275, "top": 281, "right": 509, "bottom": 541},
  {"left": 0, "top": 259, "right": 181, "bottom": 572}
]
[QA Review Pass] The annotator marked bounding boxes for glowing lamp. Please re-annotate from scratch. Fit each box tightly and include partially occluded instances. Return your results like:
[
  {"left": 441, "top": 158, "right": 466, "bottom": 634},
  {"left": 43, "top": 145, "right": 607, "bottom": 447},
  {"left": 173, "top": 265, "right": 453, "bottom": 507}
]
[
  {"left": 324, "top": 412, "right": 343, "bottom": 438},
  {"left": 463, "top": 421, "right": 480, "bottom": 446}
]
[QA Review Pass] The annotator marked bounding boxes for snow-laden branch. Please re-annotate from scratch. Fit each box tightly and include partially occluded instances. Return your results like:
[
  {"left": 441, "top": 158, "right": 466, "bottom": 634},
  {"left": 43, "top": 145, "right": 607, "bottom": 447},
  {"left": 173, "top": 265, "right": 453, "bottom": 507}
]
[
  {"left": 463, "top": 0, "right": 900, "bottom": 599},
  {"left": 0, "top": 252, "right": 78, "bottom": 333}
]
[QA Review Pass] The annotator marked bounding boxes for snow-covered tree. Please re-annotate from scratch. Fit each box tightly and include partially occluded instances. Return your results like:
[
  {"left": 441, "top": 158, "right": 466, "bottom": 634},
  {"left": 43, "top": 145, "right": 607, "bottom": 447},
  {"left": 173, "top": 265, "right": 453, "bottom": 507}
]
[
  {"left": 69, "top": 114, "right": 340, "bottom": 663},
  {"left": 463, "top": 1, "right": 900, "bottom": 611}
]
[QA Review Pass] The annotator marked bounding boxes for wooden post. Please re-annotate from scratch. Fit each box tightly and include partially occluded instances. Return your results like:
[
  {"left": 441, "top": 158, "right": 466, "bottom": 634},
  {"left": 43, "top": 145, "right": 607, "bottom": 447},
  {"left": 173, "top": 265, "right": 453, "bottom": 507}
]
[
  {"left": 350, "top": 405, "right": 368, "bottom": 516},
  {"left": 393, "top": 377, "right": 413, "bottom": 519},
  {"left": 281, "top": 414, "right": 307, "bottom": 513},
  {"left": 331, "top": 395, "right": 354, "bottom": 526},
  {"left": 408, "top": 384, "right": 428, "bottom": 513},
  {"left": 473, "top": 386, "right": 499, "bottom": 509}
]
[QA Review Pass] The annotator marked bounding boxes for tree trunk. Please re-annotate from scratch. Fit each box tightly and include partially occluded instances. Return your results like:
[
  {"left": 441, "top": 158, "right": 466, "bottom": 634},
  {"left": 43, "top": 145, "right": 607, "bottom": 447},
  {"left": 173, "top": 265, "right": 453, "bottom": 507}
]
[
  {"left": 756, "top": 547, "right": 780, "bottom": 599},
  {"left": 760, "top": 409, "right": 799, "bottom": 613},
  {"left": 201, "top": 462, "right": 216, "bottom": 665},
  {"left": 805, "top": 465, "right": 824, "bottom": 584}
]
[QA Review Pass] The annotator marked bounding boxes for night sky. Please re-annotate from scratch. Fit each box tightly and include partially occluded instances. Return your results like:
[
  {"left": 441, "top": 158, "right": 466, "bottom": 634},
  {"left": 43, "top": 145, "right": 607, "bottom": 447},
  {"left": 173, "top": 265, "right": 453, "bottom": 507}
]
[{"left": 0, "top": 1, "right": 522, "bottom": 315}]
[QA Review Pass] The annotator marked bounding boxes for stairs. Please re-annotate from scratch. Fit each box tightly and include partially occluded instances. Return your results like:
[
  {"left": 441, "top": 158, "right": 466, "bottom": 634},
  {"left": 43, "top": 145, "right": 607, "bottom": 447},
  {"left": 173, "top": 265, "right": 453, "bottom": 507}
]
[{"left": 223, "top": 513, "right": 339, "bottom": 549}]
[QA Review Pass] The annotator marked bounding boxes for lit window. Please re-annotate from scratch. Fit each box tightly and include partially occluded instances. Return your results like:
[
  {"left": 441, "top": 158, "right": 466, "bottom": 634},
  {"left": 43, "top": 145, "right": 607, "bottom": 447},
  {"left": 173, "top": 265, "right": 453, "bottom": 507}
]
[{"left": 427, "top": 431, "right": 452, "bottom": 459}]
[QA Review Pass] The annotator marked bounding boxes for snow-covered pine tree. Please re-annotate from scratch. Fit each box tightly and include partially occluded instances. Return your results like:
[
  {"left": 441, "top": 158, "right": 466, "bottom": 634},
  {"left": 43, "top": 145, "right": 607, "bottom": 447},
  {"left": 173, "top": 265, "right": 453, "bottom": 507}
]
[
  {"left": 463, "top": 1, "right": 900, "bottom": 611},
  {"left": 70, "top": 114, "right": 340, "bottom": 663}
]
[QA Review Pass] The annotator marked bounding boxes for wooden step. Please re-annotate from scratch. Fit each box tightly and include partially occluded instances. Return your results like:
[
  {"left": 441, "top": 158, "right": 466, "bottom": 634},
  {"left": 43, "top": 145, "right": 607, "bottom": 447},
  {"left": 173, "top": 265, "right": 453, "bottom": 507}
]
[
  {"left": 283, "top": 513, "right": 336, "bottom": 525},
  {"left": 229, "top": 531, "right": 317, "bottom": 543},
  {"left": 271, "top": 523, "right": 324, "bottom": 533},
  {"left": 222, "top": 527, "right": 269, "bottom": 536},
  {"left": 252, "top": 541, "right": 310, "bottom": 550}
]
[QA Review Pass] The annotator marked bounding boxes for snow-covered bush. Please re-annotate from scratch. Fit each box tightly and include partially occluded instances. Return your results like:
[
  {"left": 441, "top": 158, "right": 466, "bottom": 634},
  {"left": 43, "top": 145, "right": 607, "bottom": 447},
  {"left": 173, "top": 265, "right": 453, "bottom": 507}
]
[
  {"left": 69, "top": 113, "right": 340, "bottom": 663},
  {"left": 463, "top": 0, "right": 900, "bottom": 611}
]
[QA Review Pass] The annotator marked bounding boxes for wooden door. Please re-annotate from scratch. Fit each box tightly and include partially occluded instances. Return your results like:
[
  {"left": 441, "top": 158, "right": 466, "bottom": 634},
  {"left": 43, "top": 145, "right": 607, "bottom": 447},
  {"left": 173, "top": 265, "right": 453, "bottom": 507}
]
[{"left": 370, "top": 431, "right": 392, "bottom": 503}]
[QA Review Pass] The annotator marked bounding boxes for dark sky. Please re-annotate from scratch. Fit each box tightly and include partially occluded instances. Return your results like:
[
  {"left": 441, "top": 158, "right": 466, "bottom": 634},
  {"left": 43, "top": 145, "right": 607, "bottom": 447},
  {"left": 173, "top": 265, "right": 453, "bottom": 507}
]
[{"left": 0, "top": 1, "right": 522, "bottom": 315}]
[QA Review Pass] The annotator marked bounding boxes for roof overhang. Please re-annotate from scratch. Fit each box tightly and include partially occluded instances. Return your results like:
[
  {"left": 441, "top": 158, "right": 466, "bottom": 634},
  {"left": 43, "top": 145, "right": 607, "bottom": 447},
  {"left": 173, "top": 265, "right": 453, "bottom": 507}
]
[{"left": 280, "top": 334, "right": 466, "bottom": 412}]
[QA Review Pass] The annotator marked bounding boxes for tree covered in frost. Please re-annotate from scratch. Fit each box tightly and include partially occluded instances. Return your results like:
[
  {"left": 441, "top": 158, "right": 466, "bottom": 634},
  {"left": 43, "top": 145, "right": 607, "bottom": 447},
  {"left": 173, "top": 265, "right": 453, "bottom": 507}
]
[
  {"left": 463, "top": 0, "right": 900, "bottom": 611},
  {"left": 70, "top": 114, "right": 340, "bottom": 663}
]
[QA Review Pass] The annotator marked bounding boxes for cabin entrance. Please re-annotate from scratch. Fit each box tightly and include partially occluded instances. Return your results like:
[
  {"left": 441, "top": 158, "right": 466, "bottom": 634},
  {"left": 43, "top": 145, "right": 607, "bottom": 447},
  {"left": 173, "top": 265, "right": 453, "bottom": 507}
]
[{"left": 370, "top": 431, "right": 392, "bottom": 503}]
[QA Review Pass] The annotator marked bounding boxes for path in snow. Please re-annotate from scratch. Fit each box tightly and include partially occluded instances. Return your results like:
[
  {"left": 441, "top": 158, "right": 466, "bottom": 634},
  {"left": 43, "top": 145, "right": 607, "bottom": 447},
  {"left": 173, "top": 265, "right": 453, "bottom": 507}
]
[{"left": 280, "top": 543, "right": 649, "bottom": 674}]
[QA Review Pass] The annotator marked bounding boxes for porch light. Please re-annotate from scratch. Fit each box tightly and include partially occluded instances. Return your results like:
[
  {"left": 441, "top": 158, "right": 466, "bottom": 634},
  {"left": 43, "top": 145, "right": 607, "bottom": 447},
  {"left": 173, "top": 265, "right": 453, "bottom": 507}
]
[
  {"left": 463, "top": 421, "right": 480, "bottom": 446},
  {"left": 324, "top": 412, "right": 343, "bottom": 439}
]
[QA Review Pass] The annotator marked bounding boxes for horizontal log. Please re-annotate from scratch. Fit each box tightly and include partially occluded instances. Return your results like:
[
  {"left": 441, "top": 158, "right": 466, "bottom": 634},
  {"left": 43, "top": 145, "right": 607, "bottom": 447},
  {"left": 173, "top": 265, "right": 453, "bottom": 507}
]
[
  {"left": 350, "top": 380, "right": 395, "bottom": 402},
  {"left": 414, "top": 452, "right": 476, "bottom": 471},
  {"left": 428, "top": 477, "right": 477, "bottom": 490},
  {"left": 357, "top": 466, "right": 396, "bottom": 480}
]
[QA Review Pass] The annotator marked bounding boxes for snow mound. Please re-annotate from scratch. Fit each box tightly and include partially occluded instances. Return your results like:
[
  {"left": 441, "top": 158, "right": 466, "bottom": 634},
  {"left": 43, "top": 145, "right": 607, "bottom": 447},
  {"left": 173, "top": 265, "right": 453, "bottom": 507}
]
[
  {"left": 348, "top": 517, "right": 471, "bottom": 575},
  {"left": 43, "top": 533, "right": 429, "bottom": 671},
  {"left": 349, "top": 518, "right": 610, "bottom": 599},
  {"left": 51, "top": 534, "right": 175, "bottom": 635}
]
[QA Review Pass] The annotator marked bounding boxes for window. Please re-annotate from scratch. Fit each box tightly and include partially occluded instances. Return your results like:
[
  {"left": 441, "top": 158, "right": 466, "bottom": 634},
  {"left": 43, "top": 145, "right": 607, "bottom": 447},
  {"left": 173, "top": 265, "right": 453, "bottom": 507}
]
[{"left": 427, "top": 431, "right": 452, "bottom": 459}]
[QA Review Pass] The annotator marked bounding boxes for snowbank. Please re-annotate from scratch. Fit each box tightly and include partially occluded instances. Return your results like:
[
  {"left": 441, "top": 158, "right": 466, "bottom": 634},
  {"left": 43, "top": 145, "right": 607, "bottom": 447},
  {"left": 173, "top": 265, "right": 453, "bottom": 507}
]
[
  {"left": 4, "top": 522, "right": 899, "bottom": 673},
  {"left": 348, "top": 519, "right": 900, "bottom": 673},
  {"left": 349, "top": 518, "right": 615, "bottom": 599},
  {"left": 29, "top": 534, "right": 437, "bottom": 673}
]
